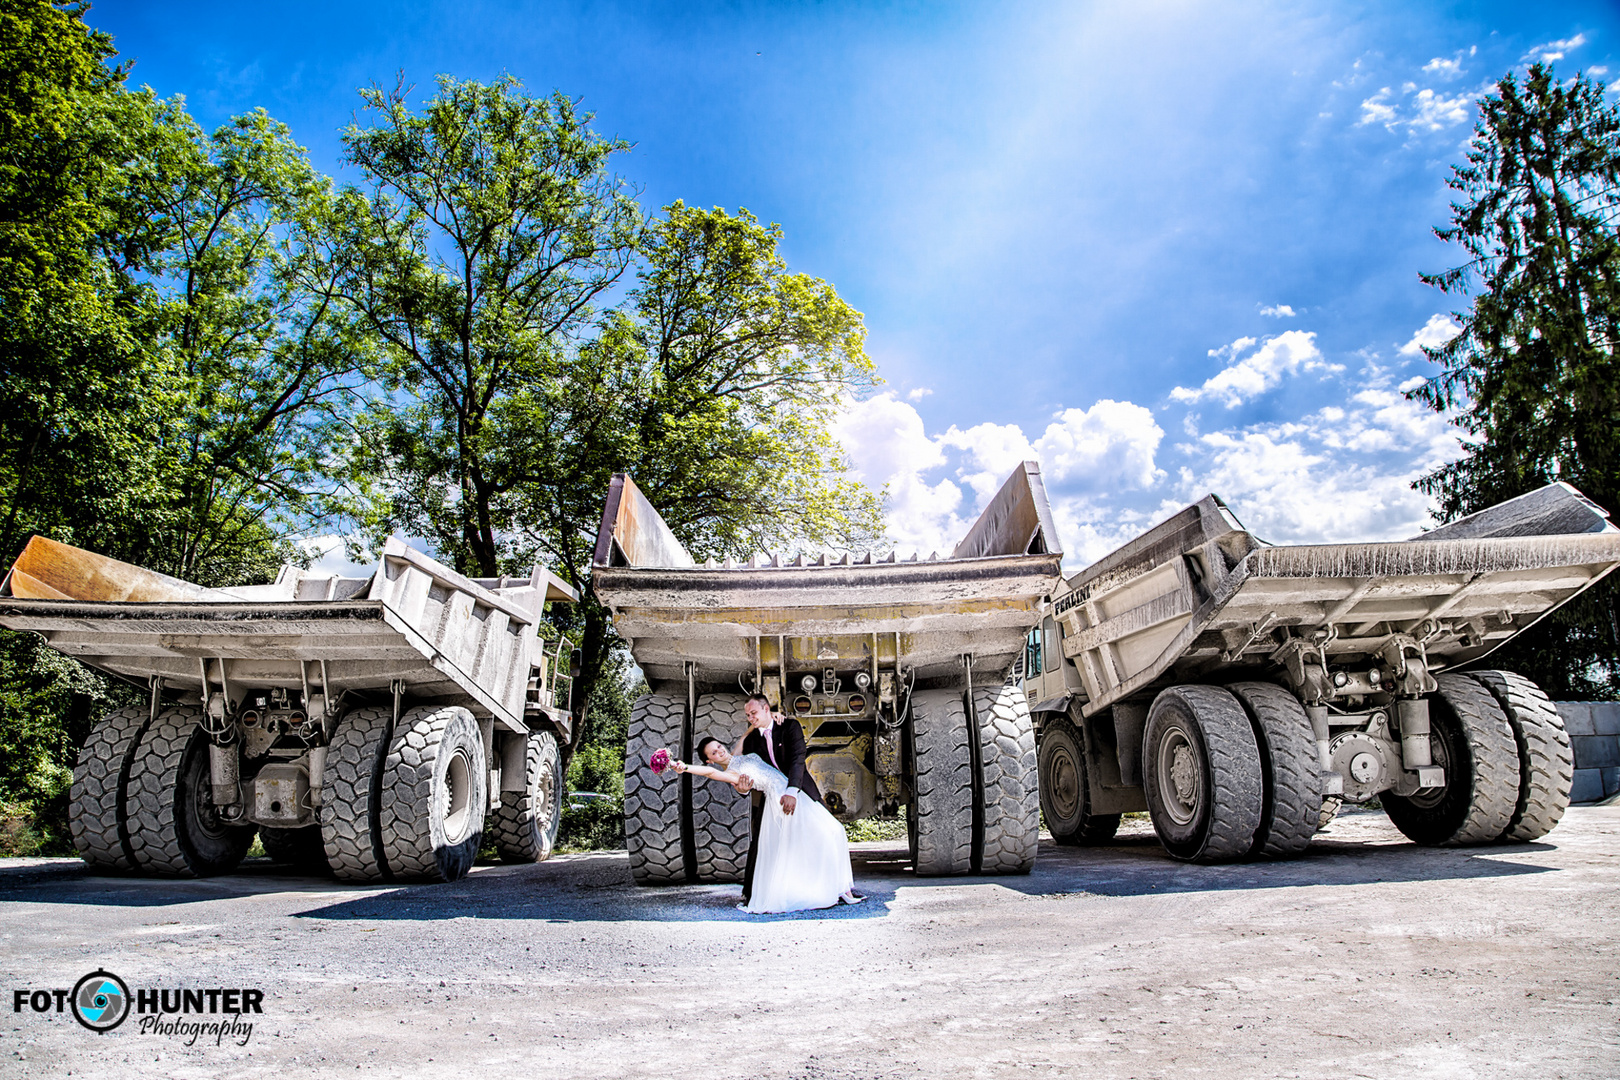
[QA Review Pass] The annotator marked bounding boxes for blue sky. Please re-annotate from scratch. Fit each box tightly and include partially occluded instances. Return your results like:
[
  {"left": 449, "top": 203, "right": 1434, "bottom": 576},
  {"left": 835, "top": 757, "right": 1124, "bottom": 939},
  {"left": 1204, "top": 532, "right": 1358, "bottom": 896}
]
[{"left": 90, "top": 1, "right": 1620, "bottom": 567}]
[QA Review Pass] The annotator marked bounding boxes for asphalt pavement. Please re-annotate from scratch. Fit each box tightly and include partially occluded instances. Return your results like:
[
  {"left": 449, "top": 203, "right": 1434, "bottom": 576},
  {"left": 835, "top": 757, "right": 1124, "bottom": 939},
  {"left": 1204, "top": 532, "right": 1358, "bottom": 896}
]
[{"left": 1, "top": 805, "right": 1616, "bottom": 1078}]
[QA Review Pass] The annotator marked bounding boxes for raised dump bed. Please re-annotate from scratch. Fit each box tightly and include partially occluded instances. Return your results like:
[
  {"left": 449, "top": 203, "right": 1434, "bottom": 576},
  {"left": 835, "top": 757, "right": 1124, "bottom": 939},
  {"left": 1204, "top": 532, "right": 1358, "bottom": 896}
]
[
  {"left": 593, "top": 463, "right": 1064, "bottom": 882},
  {"left": 1018, "top": 483, "right": 1620, "bottom": 862},
  {"left": 0, "top": 536, "right": 579, "bottom": 882}
]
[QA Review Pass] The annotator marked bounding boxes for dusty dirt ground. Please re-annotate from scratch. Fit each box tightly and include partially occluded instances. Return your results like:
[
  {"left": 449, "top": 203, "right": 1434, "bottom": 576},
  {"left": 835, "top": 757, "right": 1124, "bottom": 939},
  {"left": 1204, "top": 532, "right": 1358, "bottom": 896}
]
[{"left": 1, "top": 805, "right": 1616, "bottom": 1079}]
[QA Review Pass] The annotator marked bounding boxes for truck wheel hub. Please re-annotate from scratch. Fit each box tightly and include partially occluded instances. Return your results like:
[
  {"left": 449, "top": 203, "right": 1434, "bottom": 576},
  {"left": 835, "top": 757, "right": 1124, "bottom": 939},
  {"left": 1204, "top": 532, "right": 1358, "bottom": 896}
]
[
  {"left": 1050, "top": 748, "right": 1079, "bottom": 819},
  {"left": 1158, "top": 727, "right": 1202, "bottom": 826}
]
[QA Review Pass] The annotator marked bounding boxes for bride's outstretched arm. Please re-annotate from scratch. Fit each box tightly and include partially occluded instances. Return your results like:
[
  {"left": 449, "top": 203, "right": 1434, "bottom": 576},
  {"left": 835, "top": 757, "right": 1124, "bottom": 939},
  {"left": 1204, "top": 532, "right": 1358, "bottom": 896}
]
[{"left": 671, "top": 761, "right": 742, "bottom": 785}]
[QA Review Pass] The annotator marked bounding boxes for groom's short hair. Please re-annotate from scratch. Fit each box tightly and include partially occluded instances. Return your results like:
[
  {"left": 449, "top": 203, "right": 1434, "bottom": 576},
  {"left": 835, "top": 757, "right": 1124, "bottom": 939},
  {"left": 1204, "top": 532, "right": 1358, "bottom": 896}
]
[{"left": 746, "top": 692, "right": 771, "bottom": 709}]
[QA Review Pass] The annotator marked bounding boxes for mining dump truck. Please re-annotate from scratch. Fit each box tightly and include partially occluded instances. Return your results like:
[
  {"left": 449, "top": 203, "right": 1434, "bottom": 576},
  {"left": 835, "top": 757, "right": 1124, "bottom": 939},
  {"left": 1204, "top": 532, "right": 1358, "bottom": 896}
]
[
  {"left": 1019, "top": 482, "right": 1620, "bottom": 863},
  {"left": 593, "top": 464, "right": 1064, "bottom": 881},
  {"left": 0, "top": 537, "right": 579, "bottom": 882}
]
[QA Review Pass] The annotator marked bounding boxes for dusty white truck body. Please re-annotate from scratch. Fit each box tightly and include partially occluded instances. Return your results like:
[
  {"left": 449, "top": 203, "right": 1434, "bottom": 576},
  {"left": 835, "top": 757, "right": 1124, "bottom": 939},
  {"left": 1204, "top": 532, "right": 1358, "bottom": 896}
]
[
  {"left": 1020, "top": 483, "right": 1620, "bottom": 862},
  {"left": 593, "top": 464, "right": 1064, "bottom": 882},
  {"left": 0, "top": 536, "right": 578, "bottom": 882}
]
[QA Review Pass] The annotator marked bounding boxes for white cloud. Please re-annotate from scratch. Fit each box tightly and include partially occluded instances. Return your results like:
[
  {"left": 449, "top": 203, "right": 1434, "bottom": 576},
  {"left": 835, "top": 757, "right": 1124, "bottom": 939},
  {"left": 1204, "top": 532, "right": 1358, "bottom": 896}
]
[
  {"left": 1170, "top": 330, "right": 1340, "bottom": 407},
  {"left": 1422, "top": 56, "right": 1463, "bottom": 79},
  {"left": 1169, "top": 367, "right": 1464, "bottom": 543},
  {"left": 1360, "top": 74, "right": 1475, "bottom": 135},
  {"left": 834, "top": 393, "right": 1166, "bottom": 563},
  {"left": 1407, "top": 87, "right": 1471, "bottom": 132},
  {"left": 1033, "top": 401, "right": 1163, "bottom": 489},
  {"left": 832, "top": 392, "right": 963, "bottom": 554},
  {"left": 1525, "top": 34, "right": 1586, "bottom": 64},
  {"left": 1358, "top": 87, "right": 1397, "bottom": 127},
  {"left": 1398, "top": 313, "right": 1462, "bottom": 356},
  {"left": 835, "top": 326, "right": 1464, "bottom": 567},
  {"left": 906, "top": 387, "right": 933, "bottom": 401},
  {"left": 938, "top": 419, "right": 1038, "bottom": 502},
  {"left": 1259, "top": 304, "right": 1296, "bottom": 317}
]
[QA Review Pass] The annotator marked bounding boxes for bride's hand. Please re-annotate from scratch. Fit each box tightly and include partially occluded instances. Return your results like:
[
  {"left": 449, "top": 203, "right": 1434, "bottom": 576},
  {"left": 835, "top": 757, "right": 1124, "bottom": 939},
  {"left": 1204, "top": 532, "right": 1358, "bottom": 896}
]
[{"left": 670, "top": 760, "right": 687, "bottom": 774}]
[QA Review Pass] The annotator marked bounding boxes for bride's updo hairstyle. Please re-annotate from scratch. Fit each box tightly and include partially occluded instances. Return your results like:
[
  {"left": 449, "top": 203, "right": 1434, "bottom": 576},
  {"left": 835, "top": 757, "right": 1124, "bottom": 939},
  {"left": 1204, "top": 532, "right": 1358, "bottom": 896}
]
[{"left": 695, "top": 736, "right": 723, "bottom": 763}]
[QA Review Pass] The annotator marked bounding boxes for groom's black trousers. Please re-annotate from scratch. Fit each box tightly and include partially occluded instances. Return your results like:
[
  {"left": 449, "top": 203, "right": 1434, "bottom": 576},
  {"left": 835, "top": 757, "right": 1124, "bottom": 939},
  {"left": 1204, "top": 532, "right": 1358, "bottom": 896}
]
[{"left": 742, "top": 790, "right": 765, "bottom": 903}]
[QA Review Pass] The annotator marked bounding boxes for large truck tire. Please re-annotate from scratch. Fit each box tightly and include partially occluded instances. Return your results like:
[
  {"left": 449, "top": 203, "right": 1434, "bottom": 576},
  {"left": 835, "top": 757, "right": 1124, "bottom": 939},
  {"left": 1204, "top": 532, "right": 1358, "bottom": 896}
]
[
  {"left": 1038, "top": 714, "right": 1121, "bottom": 845},
  {"left": 1466, "top": 670, "right": 1573, "bottom": 842},
  {"left": 624, "top": 692, "right": 688, "bottom": 885},
  {"left": 260, "top": 826, "right": 331, "bottom": 875},
  {"left": 1228, "top": 681, "right": 1322, "bottom": 858},
  {"left": 908, "top": 688, "right": 974, "bottom": 876},
  {"left": 69, "top": 706, "right": 154, "bottom": 873},
  {"left": 490, "top": 729, "right": 563, "bottom": 864},
  {"left": 320, "top": 705, "right": 395, "bottom": 882},
  {"left": 1383, "top": 674, "right": 1518, "bottom": 846},
  {"left": 379, "top": 705, "right": 487, "bottom": 883},
  {"left": 691, "top": 694, "right": 751, "bottom": 883},
  {"left": 971, "top": 684, "right": 1039, "bottom": 874},
  {"left": 1142, "top": 685, "right": 1262, "bottom": 863},
  {"left": 125, "top": 705, "right": 256, "bottom": 877}
]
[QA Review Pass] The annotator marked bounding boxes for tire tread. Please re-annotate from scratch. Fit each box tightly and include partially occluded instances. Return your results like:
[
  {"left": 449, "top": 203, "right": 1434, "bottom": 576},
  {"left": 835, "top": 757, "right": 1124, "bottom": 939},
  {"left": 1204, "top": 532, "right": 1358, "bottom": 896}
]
[
  {"left": 1467, "top": 670, "right": 1572, "bottom": 842},
  {"left": 69, "top": 706, "right": 150, "bottom": 872},
  {"left": 691, "top": 695, "right": 751, "bottom": 883},
  {"left": 971, "top": 684, "right": 1039, "bottom": 874},
  {"left": 1228, "top": 681, "right": 1322, "bottom": 858},
  {"left": 624, "top": 693, "right": 687, "bottom": 885},
  {"left": 911, "top": 688, "right": 973, "bottom": 876}
]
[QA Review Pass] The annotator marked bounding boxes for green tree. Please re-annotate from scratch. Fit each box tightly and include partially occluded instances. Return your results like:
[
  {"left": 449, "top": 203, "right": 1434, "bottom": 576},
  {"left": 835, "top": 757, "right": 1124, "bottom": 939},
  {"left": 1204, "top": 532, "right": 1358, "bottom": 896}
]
[
  {"left": 0, "top": 2, "right": 366, "bottom": 850},
  {"left": 1412, "top": 63, "right": 1620, "bottom": 697},
  {"left": 332, "top": 75, "right": 642, "bottom": 578},
  {"left": 494, "top": 202, "right": 883, "bottom": 742},
  {"left": 0, "top": 0, "right": 179, "bottom": 564},
  {"left": 130, "top": 107, "right": 371, "bottom": 584}
]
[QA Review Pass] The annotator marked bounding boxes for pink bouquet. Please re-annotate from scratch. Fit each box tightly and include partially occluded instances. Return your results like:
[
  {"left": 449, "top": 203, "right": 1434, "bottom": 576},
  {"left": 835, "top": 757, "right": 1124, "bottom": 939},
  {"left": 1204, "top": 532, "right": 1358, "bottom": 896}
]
[{"left": 649, "top": 748, "right": 672, "bottom": 775}]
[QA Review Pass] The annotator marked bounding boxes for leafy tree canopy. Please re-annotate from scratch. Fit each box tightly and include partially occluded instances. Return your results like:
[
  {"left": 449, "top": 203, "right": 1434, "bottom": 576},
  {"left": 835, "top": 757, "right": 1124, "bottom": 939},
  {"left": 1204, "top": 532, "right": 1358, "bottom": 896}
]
[
  {"left": 333, "top": 74, "right": 642, "bottom": 578},
  {"left": 493, "top": 201, "right": 883, "bottom": 736}
]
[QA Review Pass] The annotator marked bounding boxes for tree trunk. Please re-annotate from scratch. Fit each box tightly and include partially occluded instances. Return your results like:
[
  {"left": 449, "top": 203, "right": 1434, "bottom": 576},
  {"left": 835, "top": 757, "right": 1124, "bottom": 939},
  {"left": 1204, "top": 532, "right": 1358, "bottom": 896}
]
[{"left": 570, "top": 595, "right": 613, "bottom": 751}]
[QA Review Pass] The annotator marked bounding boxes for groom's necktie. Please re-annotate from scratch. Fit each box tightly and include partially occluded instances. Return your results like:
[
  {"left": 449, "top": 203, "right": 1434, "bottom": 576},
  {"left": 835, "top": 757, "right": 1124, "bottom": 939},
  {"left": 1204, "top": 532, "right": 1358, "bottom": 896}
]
[{"left": 762, "top": 724, "right": 779, "bottom": 769}]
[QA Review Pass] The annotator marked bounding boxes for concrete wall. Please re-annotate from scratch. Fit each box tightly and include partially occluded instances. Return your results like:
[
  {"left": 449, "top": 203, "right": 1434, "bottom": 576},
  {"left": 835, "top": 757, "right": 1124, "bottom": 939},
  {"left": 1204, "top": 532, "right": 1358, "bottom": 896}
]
[{"left": 1556, "top": 702, "right": 1620, "bottom": 803}]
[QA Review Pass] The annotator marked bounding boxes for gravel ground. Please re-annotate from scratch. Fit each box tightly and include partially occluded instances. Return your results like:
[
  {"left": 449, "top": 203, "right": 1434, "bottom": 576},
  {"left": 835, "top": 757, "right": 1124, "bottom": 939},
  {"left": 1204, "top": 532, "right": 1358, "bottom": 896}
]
[{"left": 1, "top": 804, "right": 1616, "bottom": 1079}]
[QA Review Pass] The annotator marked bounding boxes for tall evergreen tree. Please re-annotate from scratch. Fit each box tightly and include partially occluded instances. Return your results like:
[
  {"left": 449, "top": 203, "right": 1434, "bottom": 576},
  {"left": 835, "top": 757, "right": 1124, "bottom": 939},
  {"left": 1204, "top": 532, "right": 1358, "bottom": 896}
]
[{"left": 1412, "top": 63, "right": 1620, "bottom": 697}]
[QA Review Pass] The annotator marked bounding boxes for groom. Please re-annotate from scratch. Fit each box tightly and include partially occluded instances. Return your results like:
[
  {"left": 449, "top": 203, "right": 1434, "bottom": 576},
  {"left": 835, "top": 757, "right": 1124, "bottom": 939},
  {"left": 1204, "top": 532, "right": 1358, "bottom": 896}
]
[{"left": 739, "top": 693, "right": 823, "bottom": 906}]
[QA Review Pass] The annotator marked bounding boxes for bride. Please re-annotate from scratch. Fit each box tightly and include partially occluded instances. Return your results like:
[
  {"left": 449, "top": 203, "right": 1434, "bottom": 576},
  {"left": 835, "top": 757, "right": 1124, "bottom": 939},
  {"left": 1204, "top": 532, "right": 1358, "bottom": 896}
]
[{"left": 673, "top": 733, "right": 861, "bottom": 913}]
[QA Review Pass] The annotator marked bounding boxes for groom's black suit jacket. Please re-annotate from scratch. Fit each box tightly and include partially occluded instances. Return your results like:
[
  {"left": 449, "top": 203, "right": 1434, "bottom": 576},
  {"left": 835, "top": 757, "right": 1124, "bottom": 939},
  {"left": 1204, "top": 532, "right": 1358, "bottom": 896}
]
[{"left": 742, "top": 716, "right": 822, "bottom": 804}]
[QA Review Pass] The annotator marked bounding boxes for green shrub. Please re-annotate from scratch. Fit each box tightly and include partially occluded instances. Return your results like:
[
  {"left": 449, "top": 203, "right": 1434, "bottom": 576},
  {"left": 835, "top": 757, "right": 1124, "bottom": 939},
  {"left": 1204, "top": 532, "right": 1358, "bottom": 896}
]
[
  {"left": 557, "top": 795, "right": 624, "bottom": 853},
  {"left": 845, "top": 814, "right": 908, "bottom": 843},
  {"left": 556, "top": 741, "right": 625, "bottom": 852}
]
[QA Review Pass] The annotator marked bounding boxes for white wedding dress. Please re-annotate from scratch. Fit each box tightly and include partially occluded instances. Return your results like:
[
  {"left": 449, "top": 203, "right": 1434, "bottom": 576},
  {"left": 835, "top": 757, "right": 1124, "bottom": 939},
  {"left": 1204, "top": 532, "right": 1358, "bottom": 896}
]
[{"left": 730, "top": 753, "right": 854, "bottom": 914}]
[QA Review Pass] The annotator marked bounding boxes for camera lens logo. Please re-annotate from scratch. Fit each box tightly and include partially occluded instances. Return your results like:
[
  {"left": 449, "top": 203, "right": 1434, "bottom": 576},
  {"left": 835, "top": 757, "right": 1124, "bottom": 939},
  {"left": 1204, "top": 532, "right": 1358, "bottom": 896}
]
[{"left": 71, "top": 970, "right": 130, "bottom": 1033}]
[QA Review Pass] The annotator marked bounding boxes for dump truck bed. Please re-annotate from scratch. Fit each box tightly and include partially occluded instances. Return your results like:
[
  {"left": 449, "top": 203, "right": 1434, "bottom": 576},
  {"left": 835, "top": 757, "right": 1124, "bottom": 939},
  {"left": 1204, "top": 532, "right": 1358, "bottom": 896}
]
[
  {"left": 1059, "top": 484, "right": 1620, "bottom": 715},
  {"left": 0, "top": 537, "right": 578, "bottom": 732},
  {"left": 592, "top": 465, "right": 1065, "bottom": 689}
]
